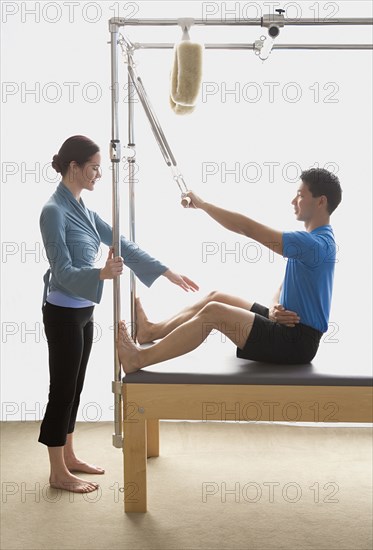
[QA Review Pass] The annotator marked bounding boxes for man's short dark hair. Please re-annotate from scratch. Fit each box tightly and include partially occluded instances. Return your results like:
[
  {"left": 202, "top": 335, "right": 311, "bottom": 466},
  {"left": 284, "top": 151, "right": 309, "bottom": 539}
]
[{"left": 301, "top": 168, "right": 342, "bottom": 215}]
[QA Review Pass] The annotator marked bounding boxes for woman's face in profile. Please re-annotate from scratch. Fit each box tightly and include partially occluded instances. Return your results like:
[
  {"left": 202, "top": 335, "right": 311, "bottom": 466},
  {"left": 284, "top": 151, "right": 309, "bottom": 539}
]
[{"left": 76, "top": 152, "right": 102, "bottom": 191}]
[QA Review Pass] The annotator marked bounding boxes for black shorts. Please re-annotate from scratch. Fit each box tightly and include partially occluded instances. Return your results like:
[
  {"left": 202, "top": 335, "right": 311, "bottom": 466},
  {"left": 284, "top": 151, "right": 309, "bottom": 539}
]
[{"left": 236, "top": 303, "right": 323, "bottom": 365}]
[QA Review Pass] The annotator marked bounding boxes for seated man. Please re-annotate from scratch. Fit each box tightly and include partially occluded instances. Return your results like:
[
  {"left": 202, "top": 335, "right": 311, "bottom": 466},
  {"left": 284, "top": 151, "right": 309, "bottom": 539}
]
[{"left": 118, "top": 168, "right": 342, "bottom": 372}]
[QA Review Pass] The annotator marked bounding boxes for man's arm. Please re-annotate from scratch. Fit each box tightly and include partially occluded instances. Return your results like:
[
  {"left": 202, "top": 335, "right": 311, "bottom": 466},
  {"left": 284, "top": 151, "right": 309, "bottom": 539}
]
[
  {"left": 188, "top": 192, "right": 283, "bottom": 255},
  {"left": 271, "top": 283, "right": 283, "bottom": 306}
]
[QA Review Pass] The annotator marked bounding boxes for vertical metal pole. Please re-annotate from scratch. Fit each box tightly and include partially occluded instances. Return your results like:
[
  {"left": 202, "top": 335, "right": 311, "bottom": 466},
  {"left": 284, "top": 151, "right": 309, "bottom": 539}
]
[
  {"left": 127, "top": 55, "right": 137, "bottom": 339},
  {"left": 110, "top": 23, "right": 123, "bottom": 448}
]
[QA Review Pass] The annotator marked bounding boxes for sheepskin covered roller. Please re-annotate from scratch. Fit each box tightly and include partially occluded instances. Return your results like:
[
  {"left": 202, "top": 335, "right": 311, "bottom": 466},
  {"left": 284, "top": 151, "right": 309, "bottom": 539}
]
[{"left": 170, "top": 21, "right": 203, "bottom": 114}]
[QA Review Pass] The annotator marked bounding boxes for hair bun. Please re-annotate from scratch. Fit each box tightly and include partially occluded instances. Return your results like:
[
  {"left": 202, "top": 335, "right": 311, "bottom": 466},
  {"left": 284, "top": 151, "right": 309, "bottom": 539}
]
[{"left": 52, "top": 154, "right": 62, "bottom": 173}]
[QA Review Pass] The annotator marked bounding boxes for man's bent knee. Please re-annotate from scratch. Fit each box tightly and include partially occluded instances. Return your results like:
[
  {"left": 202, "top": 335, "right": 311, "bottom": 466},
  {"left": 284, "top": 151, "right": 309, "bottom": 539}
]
[
  {"left": 206, "top": 290, "right": 230, "bottom": 304},
  {"left": 206, "top": 290, "right": 220, "bottom": 302},
  {"left": 197, "top": 301, "right": 225, "bottom": 319}
]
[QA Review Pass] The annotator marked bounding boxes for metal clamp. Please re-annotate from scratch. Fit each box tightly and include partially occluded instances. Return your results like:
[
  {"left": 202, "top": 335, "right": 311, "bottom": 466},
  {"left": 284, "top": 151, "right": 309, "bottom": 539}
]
[
  {"left": 122, "top": 146, "right": 136, "bottom": 161},
  {"left": 261, "top": 10, "right": 285, "bottom": 38},
  {"left": 118, "top": 33, "right": 136, "bottom": 54},
  {"left": 112, "top": 433, "right": 123, "bottom": 448},
  {"left": 109, "top": 18, "right": 126, "bottom": 32},
  {"left": 110, "top": 139, "right": 121, "bottom": 162},
  {"left": 112, "top": 380, "right": 122, "bottom": 395},
  {"left": 255, "top": 35, "right": 276, "bottom": 60},
  {"left": 254, "top": 37, "right": 265, "bottom": 56},
  {"left": 177, "top": 17, "right": 195, "bottom": 31}
]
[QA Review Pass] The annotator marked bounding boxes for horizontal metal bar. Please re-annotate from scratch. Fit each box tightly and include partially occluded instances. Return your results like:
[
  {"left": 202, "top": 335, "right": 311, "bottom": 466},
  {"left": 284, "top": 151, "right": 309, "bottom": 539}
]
[
  {"left": 274, "top": 44, "right": 373, "bottom": 50},
  {"left": 135, "top": 43, "right": 373, "bottom": 50},
  {"left": 110, "top": 17, "right": 373, "bottom": 27}
]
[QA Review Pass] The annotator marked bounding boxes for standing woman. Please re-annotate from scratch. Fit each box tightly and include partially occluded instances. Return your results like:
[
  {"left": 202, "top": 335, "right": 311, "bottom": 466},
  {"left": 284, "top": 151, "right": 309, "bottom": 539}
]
[{"left": 39, "top": 135, "right": 198, "bottom": 493}]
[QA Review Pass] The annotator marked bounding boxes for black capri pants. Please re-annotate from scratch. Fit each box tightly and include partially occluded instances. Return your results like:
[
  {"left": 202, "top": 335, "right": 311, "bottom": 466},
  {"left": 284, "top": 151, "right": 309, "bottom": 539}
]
[
  {"left": 237, "top": 303, "right": 323, "bottom": 365},
  {"left": 38, "top": 302, "right": 95, "bottom": 447}
]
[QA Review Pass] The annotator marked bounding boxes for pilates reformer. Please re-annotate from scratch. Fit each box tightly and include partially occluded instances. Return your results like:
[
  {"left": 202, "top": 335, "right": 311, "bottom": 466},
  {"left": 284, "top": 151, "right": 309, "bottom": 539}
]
[{"left": 108, "top": 14, "right": 373, "bottom": 512}]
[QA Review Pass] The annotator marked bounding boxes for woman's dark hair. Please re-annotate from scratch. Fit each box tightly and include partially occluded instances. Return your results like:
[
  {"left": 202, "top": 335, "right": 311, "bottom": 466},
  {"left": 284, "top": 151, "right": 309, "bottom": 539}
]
[
  {"left": 52, "top": 135, "right": 100, "bottom": 177},
  {"left": 300, "top": 168, "right": 342, "bottom": 215}
]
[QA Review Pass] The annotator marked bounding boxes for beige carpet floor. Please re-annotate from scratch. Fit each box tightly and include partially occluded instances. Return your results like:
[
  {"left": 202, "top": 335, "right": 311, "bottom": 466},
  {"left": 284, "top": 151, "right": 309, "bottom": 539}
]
[{"left": 1, "top": 421, "right": 372, "bottom": 550}]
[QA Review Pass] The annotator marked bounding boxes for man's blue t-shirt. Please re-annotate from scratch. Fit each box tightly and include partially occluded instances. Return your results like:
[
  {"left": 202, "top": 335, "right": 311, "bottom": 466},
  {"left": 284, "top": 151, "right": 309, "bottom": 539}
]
[{"left": 279, "top": 225, "right": 336, "bottom": 333}]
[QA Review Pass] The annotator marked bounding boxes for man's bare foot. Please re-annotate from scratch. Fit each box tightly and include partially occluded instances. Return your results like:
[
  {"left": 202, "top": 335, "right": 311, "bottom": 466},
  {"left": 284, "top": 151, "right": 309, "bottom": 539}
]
[
  {"left": 135, "top": 297, "right": 155, "bottom": 344},
  {"left": 118, "top": 321, "right": 143, "bottom": 373},
  {"left": 49, "top": 472, "right": 99, "bottom": 493},
  {"left": 64, "top": 459, "right": 105, "bottom": 475}
]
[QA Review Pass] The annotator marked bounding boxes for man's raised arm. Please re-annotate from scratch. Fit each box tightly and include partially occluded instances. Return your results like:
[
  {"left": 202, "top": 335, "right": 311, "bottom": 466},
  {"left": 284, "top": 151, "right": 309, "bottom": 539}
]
[{"left": 187, "top": 191, "right": 283, "bottom": 255}]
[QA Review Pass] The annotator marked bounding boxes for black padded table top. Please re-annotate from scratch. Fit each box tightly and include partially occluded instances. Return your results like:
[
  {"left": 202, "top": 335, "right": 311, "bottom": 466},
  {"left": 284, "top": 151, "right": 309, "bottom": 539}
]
[{"left": 123, "top": 343, "right": 373, "bottom": 387}]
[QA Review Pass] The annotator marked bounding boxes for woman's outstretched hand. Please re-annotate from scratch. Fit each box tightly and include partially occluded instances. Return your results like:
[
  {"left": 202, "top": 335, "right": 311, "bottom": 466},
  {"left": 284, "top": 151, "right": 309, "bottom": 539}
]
[
  {"left": 163, "top": 269, "right": 199, "bottom": 292},
  {"left": 100, "top": 247, "right": 124, "bottom": 280}
]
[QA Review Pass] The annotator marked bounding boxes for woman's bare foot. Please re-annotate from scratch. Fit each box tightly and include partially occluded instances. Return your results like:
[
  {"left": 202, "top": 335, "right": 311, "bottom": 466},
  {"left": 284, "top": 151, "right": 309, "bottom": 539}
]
[
  {"left": 64, "top": 459, "right": 105, "bottom": 475},
  {"left": 118, "top": 321, "right": 143, "bottom": 373},
  {"left": 49, "top": 471, "right": 99, "bottom": 493},
  {"left": 135, "top": 297, "right": 155, "bottom": 344}
]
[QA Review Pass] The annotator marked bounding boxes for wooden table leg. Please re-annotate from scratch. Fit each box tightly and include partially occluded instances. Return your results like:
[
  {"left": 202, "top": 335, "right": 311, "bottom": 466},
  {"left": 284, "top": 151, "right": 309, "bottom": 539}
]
[
  {"left": 147, "top": 419, "right": 160, "bottom": 458},
  {"left": 123, "top": 418, "right": 147, "bottom": 513}
]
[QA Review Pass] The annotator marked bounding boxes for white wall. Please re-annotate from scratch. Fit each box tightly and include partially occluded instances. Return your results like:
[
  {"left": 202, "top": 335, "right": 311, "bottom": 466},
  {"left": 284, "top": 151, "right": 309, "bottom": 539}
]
[{"left": 1, "top": 1, "right": 372, "bottom": 422}]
